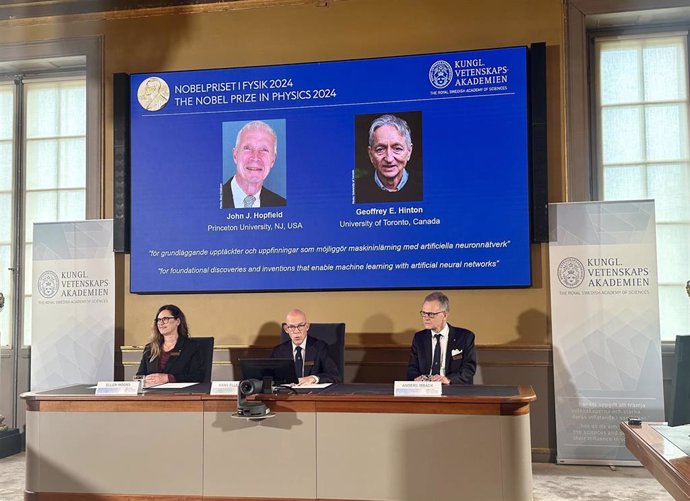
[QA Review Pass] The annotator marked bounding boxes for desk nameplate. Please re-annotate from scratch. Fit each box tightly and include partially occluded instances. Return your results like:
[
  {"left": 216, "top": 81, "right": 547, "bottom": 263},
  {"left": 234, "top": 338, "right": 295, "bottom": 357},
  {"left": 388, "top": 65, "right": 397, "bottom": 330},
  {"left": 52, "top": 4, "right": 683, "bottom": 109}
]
[
  {"left": 209, "top": 381, "right": 239, "bottom": 395},
  {"left": 95, "top": 381, "right": 140, "bottom": 395},
  {"left": 394, "top": 380, "right": 442, "bottom": 396}
]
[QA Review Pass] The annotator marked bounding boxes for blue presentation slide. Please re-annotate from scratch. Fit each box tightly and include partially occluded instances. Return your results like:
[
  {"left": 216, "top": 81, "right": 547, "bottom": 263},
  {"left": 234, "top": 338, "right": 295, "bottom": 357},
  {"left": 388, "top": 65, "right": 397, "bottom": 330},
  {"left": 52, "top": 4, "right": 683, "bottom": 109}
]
[{"left": 129, "top": 46, "right": 531, "bottom": 292}]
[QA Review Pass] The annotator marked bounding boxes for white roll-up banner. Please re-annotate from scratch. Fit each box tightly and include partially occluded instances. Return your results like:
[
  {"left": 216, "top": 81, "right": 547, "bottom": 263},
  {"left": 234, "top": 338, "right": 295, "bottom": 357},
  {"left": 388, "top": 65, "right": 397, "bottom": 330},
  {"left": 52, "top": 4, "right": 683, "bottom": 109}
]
[
  {"left": 549, "top": 201, "right": 665, "bottom": 464},
  {"left": 31, "top": 220, "right": 114, "bottom": 391}
]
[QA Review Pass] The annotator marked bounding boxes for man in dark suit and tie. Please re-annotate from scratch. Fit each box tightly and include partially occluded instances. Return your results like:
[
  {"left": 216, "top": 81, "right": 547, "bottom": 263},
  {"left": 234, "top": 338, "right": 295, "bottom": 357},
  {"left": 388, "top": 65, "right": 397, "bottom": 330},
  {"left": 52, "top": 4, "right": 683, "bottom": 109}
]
[
  {"left": 271, "top": 309, "right": 340, "bottom": 385},
  {"left": 406, "top": 291, "right": 477, "bottom": 385},
  {"left": 221, "top": 120, "right": 287, "bottom": 209}
]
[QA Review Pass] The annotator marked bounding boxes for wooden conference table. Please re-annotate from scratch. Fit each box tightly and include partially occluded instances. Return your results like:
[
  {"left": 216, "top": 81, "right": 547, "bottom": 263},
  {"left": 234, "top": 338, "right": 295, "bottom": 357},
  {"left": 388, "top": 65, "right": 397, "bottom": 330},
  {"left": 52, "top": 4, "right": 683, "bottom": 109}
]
[
  {"left": 23, "top": 383, "right": 536, "bottom": 501},
  {"left": 621, "top": 421, "right": 690, "bottom": 501}
]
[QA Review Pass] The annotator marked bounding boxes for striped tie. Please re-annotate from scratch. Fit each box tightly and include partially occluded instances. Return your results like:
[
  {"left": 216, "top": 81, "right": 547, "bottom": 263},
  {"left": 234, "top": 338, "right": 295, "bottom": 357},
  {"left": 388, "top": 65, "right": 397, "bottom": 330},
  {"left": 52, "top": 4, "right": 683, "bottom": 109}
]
[{"left": 243, "top": 195, "right": 256, "bottom": 208}]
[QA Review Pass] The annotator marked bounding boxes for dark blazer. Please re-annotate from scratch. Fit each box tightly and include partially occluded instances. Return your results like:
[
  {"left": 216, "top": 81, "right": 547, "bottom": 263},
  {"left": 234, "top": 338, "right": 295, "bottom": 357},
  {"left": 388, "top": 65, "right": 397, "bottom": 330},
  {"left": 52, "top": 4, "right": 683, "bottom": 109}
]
[
  {"left": 354, "top": 170, "right": 423, "bottom": 204},
  {"left": 221, "top": 176, "right": 286, "bottom": 208},
  {"left": 271, "top": 336, "right": 341, "bottom": 384},
  {"left": 136, "top": 336, "right": 205, "bottom": 383},
  {"left": 406, "top": 324, "right": 477, "bottom": 384}
]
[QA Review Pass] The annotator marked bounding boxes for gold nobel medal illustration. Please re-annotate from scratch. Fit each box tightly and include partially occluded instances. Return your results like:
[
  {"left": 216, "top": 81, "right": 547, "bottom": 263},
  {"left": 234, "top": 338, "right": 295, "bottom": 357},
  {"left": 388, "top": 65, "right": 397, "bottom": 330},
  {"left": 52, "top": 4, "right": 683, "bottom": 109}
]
[{"left": 137, "top": 77, "right": 170, "bottom": 111}]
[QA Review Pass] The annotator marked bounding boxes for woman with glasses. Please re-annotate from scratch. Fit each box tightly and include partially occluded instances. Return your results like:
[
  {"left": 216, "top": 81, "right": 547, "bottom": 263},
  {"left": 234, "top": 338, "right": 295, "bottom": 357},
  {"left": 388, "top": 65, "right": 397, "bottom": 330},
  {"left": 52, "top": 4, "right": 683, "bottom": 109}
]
[{"left": 136, "top": 304, "right": 204, "bottom": 387}]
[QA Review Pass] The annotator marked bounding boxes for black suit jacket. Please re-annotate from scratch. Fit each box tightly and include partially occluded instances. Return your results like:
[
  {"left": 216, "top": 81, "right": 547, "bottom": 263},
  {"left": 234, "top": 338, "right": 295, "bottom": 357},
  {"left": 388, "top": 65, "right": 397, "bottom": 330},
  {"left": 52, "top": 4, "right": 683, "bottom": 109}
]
[
  {"left": 221, "top": 176, "right": 286, "bottom": 208},
  {"left": 271, "top": 336, "right": 341, "bottom": 383},
  {"left": 406, "top": 324, "right": 477, "bottom": 384},
  {"left": 354, "top": 170, "right": 423, "bottom": 204},
  {"left": 136, "top": 336, "right": 205, "bottom": 383}
]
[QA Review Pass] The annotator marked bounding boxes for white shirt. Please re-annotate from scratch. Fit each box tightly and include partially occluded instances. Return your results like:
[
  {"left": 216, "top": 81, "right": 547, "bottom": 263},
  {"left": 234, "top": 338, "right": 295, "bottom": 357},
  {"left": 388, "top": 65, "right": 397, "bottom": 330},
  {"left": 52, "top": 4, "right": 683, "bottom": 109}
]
[
  {"left": 230, "top": 177, "right": 262, "bottom": 208},
  {"left": 430, "top": 323, "right": 450, "bottom": 376}
]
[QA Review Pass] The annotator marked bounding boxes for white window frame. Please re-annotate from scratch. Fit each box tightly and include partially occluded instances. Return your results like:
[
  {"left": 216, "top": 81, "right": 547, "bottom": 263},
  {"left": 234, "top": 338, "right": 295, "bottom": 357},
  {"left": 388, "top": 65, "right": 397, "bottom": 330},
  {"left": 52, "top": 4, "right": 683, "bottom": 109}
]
[
  {"left": 0, "top": 37, "right": 103, "bottom": 218},
  {"left": 565, "top": 0, "right": 690, "bottom": 351},
  {"left": 0, "top": 36, "right": 102, "bottom": 429},
  {"left": 591, "top": 32, "right": 690, "bottom": 341},
  {"left": 0, "top": 37, "right": 102, "bottom": 351}
]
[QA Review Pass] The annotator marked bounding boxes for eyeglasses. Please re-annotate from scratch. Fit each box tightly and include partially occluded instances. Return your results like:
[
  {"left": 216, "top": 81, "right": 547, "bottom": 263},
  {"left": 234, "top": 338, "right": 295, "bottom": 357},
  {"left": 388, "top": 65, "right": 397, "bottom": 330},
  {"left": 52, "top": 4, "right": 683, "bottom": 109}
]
[
  {"left": 156, "top": 316, "right": 177, "bottom": 324},
  {"left": 284, "top": 322, "right": 307, "bottom": 332},
  {"left": 420, "top": 310, "right": 445, "bottom": 318}
]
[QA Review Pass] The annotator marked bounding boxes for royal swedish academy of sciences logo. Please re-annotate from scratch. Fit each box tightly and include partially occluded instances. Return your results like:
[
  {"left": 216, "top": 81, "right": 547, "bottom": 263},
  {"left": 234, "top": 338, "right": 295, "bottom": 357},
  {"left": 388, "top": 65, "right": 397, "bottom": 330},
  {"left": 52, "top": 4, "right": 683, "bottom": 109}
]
[
  {"left": 429, "top": 60, "right": 453, "bottom": 90},
  {"left": 557, "top": 257, "right": 585, "bottom": 289},
  {"left": 38, "top": 271, "right": 60, "bottom": 299}
]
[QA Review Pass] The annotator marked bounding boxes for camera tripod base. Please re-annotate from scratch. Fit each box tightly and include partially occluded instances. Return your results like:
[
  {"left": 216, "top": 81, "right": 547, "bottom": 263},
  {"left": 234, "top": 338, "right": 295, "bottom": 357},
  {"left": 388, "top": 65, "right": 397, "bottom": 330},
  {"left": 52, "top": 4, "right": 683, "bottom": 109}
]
[
  {"left": 232, "top": 401, "right": 274, "bottom": 421},
  {"left": 231, "top": 412, "right": 276, "bottom": 421}
]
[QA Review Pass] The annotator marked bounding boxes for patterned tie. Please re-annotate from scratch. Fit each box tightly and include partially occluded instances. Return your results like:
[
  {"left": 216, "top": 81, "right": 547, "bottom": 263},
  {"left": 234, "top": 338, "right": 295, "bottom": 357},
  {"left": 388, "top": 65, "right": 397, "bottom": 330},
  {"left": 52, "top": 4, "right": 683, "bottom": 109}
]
[
  {"left": 431, "top": 334, "right": 441, "bottom": 375},
  {"left": 294, "top": 346, "right": 303, "bottom": 378},
  {"left": 243, "top": 195, "right": 256, "bottom": 208}
]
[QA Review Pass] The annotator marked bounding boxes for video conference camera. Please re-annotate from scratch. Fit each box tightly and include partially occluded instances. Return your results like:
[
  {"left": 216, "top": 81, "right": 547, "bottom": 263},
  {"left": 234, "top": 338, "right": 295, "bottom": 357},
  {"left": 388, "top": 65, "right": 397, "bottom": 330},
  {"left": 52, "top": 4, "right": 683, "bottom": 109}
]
[
  {"left": 233, "top": 359, "right": 299, "bottom": 420},
  {"left": 240, "top": 378, "right": 271, "bottom": 396},
  {"left": 235, "top": 378, "right": 271, "bottom": 419}
]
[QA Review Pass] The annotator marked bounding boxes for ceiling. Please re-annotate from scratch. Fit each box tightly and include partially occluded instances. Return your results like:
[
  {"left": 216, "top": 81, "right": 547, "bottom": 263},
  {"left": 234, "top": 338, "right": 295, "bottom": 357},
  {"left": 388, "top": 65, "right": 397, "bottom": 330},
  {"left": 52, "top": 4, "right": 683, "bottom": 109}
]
[
  {"left": 0, "top": 0, "right": 217, "bottom": 20},
  {"left": 0, "top": 56, "right": 86, "bottom": 76},
  {"left": 587, "top": 6, "right": 690, "bottom": 30},
  {"left": 0, "top": 0, "right": 320, "bottom": 22},
  {"left": 5, "top": 0, "right": 688, "bottom": 28}
]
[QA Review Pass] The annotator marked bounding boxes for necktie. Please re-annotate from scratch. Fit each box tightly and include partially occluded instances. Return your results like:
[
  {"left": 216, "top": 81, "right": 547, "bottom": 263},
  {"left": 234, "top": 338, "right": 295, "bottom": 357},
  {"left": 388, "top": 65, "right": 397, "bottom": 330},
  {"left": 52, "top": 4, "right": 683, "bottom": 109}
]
[
  {"left": 431, "top": 334, "right": 441, "bottom": 375},
  {"left": 243, "top": 195, "right": 256, "bottom": 208},
  {"left": 294, "top": 346, "right": 303, "bottom": 378}
]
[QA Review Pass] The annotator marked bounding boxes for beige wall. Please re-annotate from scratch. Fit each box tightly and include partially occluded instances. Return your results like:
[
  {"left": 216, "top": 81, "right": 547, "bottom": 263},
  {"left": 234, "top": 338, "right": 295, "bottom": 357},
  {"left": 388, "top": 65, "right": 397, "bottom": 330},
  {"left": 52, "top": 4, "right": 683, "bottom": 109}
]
[{"left": 1, "top": 0, "right": 564, "bottom": 348}]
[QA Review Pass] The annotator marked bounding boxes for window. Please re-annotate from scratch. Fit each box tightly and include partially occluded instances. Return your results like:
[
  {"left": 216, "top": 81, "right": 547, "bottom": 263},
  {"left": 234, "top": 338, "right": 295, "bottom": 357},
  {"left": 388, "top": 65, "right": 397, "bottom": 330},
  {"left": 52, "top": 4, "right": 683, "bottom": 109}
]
[
  {"left": 595, "top": 34, "right": 690, "bottom": 341},
  {"left": 0, "top": 83, "right": 14, "bottom": 346},
  {"left": 23, "top": 78, "right": 87, "bottom": 345},
  {"left": 0, "top": 71, "right": 87, "bottom": 347},
  {"left": 0, "top": 37, "right": 101, "bottom": 430}
]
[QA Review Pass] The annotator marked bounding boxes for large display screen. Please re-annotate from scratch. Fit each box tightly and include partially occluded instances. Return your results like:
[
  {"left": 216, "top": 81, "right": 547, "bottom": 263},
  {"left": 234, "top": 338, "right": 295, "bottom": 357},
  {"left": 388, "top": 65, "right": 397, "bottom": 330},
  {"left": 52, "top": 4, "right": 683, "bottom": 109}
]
[{"left": 129, "top": 46, "right": 531, "bottom": 293}]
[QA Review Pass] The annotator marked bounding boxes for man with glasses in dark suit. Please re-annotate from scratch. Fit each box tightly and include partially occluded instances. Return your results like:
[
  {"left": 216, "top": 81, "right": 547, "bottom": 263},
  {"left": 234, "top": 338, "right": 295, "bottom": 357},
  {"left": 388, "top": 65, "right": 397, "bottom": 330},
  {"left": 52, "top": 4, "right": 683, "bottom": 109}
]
[
  {"left": 271, "top": 309, "right": 340, "bottom": 385},
  {"left": 406, "top": 291, "right": 477, "bottom": 385}
]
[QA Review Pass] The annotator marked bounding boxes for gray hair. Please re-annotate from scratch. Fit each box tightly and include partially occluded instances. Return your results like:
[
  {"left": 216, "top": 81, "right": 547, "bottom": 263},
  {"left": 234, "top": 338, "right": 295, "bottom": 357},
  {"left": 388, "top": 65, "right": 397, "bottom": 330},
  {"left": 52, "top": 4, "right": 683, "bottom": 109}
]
[
  {"left": 235, "top": 120, "right": 278, "bottom": 156},
  {"left": 368, "top": 114, "right": 412, "bottom": 149},
  {"left": 424, "top": 291, "right": 449, "bottom": 312}
]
